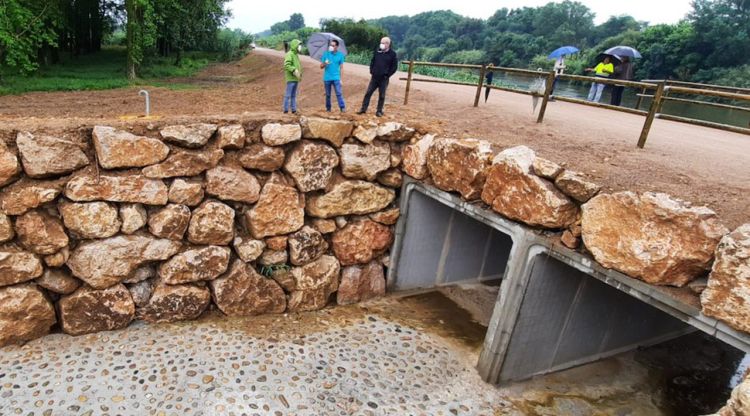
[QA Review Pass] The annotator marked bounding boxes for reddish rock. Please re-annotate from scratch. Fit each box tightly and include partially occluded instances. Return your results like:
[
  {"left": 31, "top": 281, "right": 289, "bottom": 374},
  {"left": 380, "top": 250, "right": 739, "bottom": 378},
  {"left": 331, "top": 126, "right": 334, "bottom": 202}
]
[
  {"left": 59, "top": 201, "right": 121, "bottom": 239},
  {"left": 36, "top": 268, "right": 81, "bottom": 295},
  {"left": 311, "top": 218, "right": 337, "bottom": 235},
  {"left": 148, "top": 204, "right": 191, "bottom": 240},
  {"left": 58, "top": 284, "right": 135, "bottom": 336},
  {"left": 92, "top": 126, "right": 170, "bottom": 169},
  {"left": 210, "top": 260, "right": 287, "bottom": 316},
  {"left": 332, "top": 219, "right": 393, "bottom": 266},
  {"left": 238, "top": 143, "right": 286, "bottom": 172},
  {"left": 288, "top": 226, "right": 328, "bottom": 266},
  {"left": 306, "top": 179, "right": 395, "bottom": 218},
  {"left": 160, "top": 123, "right": 217, "bottom": 148},
  {"left": 555, "top": 170, "right": 601, "bottom": 203},
  {"left": 0, "top": 284, "right": 56, "bottom": 347},
  {"left": 0, "top": 140, "right": 21, "bottom": 187},
  {"left": 427, "top": 138, "right": 493, "bottom": 200},
  {"left": 0, "top": 249, "right": 44, "bottom": 286},
  {"left": 0, "top": 178, "right": 66, "bottom": 216},
  {"left": 337, "top": 261, "right": 386, "bottom": 305},
  {"left": 168, "top": 179, "right": 204, "bottom": 206},
  {"left": 261, "top": 123, "right": 302, "bottom": 146},
  {"left": 233, "top": 235, "right": 265, "bottom": 262},
  {"left": 43, "top": 246, "right": 69, "bottom": 267},
  {"left": 402, "top": 134, "right": 436, "bottom": 179},
  {"left": 159, "top": 246, "right": 231, "bottom": 284},
  {"left": 142, "top": 148, "right": 224, "bottom": 179},
  {"left": 581, "top": 192, "right": 728, "bottom": 286},
  {"left": 65, "top": 168, "right": 168, "bottom": 205},
  {"left": 369, "top": 208, "right": 400, "bottom": 226},
  {"left": 266, "top": 236, "right": 288, "bottom": 251},
  {"left": 300, "top": 117, "right": 353, "bottom": 147},
  {"left": 377, "top": 168, "right": 403, "bottom": 188},
  {"left": 187, "top": 200, "right": 235, "bottom": 245},
  {"left": 16, "top": 132, "right": 88, "bottom": 178},
  {"left": 119, "top": 203, "right": 148, "bottom": 234},
  {"left": 205, "top": 166, "right": 261, "bottom": 204},
  {"left": 15, "top": 210, "right": 69, "bottom": 255},
  {"left": 283, "top": 140, "right": 339, "bottom": 192},
  {"left": 561, "top": 230, "right": 580, "bottom": 249},
  {"left": 287, "top": 255, "right": 340, "bottom": 312},
  {"left": 216, "top": 124, "right": 246, "bottom": 149},
  {"left": 137, "top": 281, "right": 211, "bottom": 323},
  {"left": 339, "top": 141, "right": 391, "bottom": 181},
  {"left": 247, "top": 182, "right": 304, "bottom": 238}
]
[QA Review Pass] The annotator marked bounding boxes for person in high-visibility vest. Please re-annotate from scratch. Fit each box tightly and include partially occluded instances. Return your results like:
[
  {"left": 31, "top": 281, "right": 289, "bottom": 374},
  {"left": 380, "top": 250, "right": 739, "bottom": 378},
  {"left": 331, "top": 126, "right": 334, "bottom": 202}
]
[{"left": 585, "top": 56, "right": 614, "bottom": 103}]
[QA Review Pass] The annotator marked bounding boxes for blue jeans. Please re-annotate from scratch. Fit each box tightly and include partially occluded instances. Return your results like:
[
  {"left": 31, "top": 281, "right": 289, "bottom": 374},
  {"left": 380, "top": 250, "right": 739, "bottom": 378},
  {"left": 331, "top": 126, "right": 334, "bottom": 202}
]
[
  {"left": 587, "top": 82, "right": 605, "bottom": 102},
  {"left": 324, "top": 80, "right": 345, "bottom": 111},
  {"left": 283, "top": 81, "right": 298, "bottom": 112}
]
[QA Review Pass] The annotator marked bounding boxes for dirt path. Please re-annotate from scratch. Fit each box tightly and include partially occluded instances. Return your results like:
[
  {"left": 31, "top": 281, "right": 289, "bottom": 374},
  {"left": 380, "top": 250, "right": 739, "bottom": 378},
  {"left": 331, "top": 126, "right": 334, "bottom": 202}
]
[{"left": 0, "top": 48, "right": 747, "bottom": 228}]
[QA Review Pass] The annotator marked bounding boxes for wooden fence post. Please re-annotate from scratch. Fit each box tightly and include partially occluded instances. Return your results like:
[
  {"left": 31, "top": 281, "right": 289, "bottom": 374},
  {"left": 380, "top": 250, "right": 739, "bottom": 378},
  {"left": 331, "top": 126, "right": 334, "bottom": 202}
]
[
  {"left": 536, "top": 71, "right": 556, "bottom": 123},
  {"left": 635, "top": 87, "right": 647, "bottom": 110},
  {"left": 637, "top": 82, "right": 665, "bottom": 148},
  {"left": 474, "top": 64, "right": 487, "bottom": 107},
  {"left": 403, "top": 61, "right": 415, "bottom": 105}
]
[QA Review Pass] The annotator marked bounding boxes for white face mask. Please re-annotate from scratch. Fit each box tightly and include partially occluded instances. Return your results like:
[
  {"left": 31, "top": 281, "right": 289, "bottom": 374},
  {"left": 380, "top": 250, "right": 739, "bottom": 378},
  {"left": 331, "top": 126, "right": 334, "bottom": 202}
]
[
  {"left": 379, "top": 43, "right": 386, "bottom": 51},
  {"left": 297, "top": 45, "right": 302, "bottom": 52},
  {"left": 328, "top": 45, "right": 335, "bottom": 52}
]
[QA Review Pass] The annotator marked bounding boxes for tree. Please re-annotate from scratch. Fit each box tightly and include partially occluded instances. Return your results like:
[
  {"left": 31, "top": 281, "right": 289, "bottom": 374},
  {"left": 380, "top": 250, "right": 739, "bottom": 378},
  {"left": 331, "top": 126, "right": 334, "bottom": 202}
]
[
  {"left": 125, "top": 0, "right": 154, "bottom": 79},
  {"left": 288, "top": 13, "right": 304, "bottom": 31},
  {"left": 0, "top": 0, "right": 60, "bottom": 73}
]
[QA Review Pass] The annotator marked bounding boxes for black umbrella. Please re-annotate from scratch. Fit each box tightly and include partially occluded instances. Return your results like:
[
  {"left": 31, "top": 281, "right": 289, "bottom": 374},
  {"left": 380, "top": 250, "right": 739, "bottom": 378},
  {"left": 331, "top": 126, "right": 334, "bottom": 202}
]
[{"left": 595, "top": 53, "right": 621, "bottom": 65}]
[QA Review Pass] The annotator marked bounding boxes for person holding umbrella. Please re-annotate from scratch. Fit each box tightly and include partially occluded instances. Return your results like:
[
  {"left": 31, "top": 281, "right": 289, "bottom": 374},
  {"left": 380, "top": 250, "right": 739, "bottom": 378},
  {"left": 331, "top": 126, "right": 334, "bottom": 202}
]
[
  {"left": 320, "top": 39, "right": 346, "bottom": 112},
  {"left": 282, "top": 39, "right": 302, "bottom": 114},
  {"left": 610, "top": 56, "right": 634, "bottom": 106},
  {"left": 548, "top": 46, "right": 578, "bottom": 97},
  {"left": 585, "top": 55, "right": 614, "bottom": 103},
  {"left": 357, "top": 37, "right": 398, "bottom": 117}
]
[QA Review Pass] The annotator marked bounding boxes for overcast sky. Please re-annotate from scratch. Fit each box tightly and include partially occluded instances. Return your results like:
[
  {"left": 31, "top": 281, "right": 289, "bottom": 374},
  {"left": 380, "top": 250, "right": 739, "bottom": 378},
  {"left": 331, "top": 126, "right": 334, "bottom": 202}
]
[{"left": 225, "top": 0, "right": 693, "bottom": 34}]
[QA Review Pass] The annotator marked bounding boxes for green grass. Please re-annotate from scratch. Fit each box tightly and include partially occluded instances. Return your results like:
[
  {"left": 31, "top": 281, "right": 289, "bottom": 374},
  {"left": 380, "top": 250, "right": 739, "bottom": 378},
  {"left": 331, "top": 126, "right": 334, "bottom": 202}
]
[{"left": 0, "top": 47, "right": 222, "bottom": 95}]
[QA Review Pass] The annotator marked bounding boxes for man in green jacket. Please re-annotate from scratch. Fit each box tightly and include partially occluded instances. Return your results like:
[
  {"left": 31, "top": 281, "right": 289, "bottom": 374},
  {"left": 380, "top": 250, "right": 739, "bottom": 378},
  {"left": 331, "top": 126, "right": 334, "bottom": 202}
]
[{"left": 283, "top": 39, "right": 302, "bottom": 114}]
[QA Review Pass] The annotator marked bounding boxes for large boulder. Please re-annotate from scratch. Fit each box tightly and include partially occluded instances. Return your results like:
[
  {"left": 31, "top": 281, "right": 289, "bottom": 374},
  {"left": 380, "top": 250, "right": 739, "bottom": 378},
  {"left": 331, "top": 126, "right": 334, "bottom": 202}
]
[
  {"left": 339, "top": 141, "right": 391, "bottom": 181},
  {"left": 376, "top": 122, "right": 415, "bottom": 142},
  {"left": 36, "top": 268, "right": 81, "bottom": 295},
  {"left": 288, "top": 226, "right": 328, "bottom": 266},
  {"left": 352, "top": 124, "right": 378, "bottom": 144},
  {"left": 287, "top": 255, "right": 340, "bottom": 312},
  {"left": 238, "top": 143, "right": 286, "bottom": 172},
  {"left": 67, "top": 235, "right": 182, "bottom": 289},
  {"left": 187, "top": 200, "right": 235, "bottom": 245},
  {"left": 119, "top": 203, "right": 148, "bottom": 234},
  {"left": 65, "top": 168, "right": 168, "bottom": 205},
  {"left": 168, "top": 179, "right": 204, "bottom": 206},
  {"left": 300, "top": 117, "right": 354, "bottom": 147},
  {"left": 59, "top": 201, "right": 121, "bottom": 239},
  {"left": 92, "top": 126, "right": 170, "bottom": 169},
  {"left": 700, "top": 224, "right": 750, "bottom": 332},
  {"left": 136, "top": 281, "right": 211, "bottom": 323},
  {"left": 481, "top": 146, "right": 578, "bottom": 229},
  {"left": 306, "top": 179, "right": 395, "bottom": 218},
  {"left": 0, "top": 178, "right": 66, "bottom": 216},
  {"left": 58, "top": 284, "right": 135, "bottom": 336},
  {"left": 337, "top": 261, "right": 386, "bottom": 305},
  {"left": 148, "top": 204, "right": 191, "bottom": 240},
  {"left": 0, "top": 284, "right": 56, "bottom": 347},
  {"left": 427, "top": 138, "right": 493, "bottom": 200},
  {"left": 246, "top": 182, "right": 304, "bottom": 238},
  {"left": 142, "top": 148, "right": 224, "bottom": 178},
  {"left": 261, "top": 123, "right": 302, "bottom": 146},
  {"left": 16, "top": 132, "right": 88, "bottom": 178},
  {"left": 332, "top": 219, "right": 393, "bottom": 266},
  {"left": 555, "top": 170, "right": 601, "bottom": 203},
  {"left": 581, "top": 192, "right": 728, "bottom": 286},
  {"left": 160, "top": 123, "right": 217, "bottom": 148},
  {"left": 0, "top": 140, "right": 21, "bottom": 187},
  {"left": 216, "top": 124, "right": 246, "bottom": 149},
  {"left": 210, "top": 260, "right": 287, "bottom": 316},
  {"left": 205, "top": 166, "right": 261, "bottom": 204},
  {"left": 0, "top": 249, "right": 44, "bottom": 287},
  {"left": 233, "top": 235, "right": 266, "bottom": 263},
  {"left": 159, "top": 245, "right": 231, "bottom": 284},
  {"left": 15, "top": 210, "right": 69, "bottom": 255},
  {"left": 283, "top": 140, "right": 339, "bottom": 192}
]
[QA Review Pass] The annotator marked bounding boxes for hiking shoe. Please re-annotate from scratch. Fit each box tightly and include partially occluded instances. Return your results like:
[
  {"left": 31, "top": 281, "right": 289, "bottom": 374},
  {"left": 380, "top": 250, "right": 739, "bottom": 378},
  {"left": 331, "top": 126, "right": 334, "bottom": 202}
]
[
  {"left": 283, "top": 111, "right": 288, "bottom": 114},
  {"left": 375, "top": 111, "right": 384, "bottom": 117},
  {"left": 356, "top": 110, "right": 366, "bottom": 115},
  {"left": 340, "top": 108, "right": 346, "bottom": 113}
]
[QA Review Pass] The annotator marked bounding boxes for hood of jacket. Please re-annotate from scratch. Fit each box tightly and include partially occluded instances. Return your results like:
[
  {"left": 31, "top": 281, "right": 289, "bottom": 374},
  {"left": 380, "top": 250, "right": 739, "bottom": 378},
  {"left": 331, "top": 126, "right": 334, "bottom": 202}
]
[{"left": 289, "top": 39, "right": 301, "bottom": 54}]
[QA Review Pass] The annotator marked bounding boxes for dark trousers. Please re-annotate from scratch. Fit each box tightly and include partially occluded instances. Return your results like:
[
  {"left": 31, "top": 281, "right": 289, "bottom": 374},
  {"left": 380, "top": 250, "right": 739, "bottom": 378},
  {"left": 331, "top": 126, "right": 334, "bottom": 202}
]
[
  {"left": 610, "top": 86, "right": 625, "bottom": 106},
  {"left": 360, "top": 76, "right": 389, "bottom": 113}
]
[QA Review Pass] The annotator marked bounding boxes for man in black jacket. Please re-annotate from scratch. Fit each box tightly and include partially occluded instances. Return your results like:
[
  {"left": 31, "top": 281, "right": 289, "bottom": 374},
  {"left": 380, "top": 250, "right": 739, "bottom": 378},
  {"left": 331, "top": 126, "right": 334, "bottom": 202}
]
[{"left": 357, "top": 37, "right": 398, "bottom": 117}]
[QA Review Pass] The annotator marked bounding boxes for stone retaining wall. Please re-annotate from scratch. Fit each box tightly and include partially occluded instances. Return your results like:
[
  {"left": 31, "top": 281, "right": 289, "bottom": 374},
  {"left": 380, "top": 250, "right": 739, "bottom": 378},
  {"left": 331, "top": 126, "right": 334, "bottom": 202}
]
[{"left": 0, "top": 115, "right": 747, "bottom": 352}]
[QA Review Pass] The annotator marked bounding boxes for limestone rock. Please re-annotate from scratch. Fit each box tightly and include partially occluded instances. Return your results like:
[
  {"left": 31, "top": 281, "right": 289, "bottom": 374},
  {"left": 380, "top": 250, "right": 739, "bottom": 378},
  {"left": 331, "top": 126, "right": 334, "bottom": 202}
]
[
  {"left": 401, "top": 134, "right": 435, "bottom": 180},
  {"left": 0, "top": 284, "right": 56, "bottom": 347},
  {"left": 555, "top": 170, "right": 601, "bottom": 203},
  {"left": 266, "top": 236, "right": 288, "bottom": 251},
  {"left": 142, "top": 148, "right": 224, "bottom": 179},
  {"left": 58, "top": 284, "right": 135, "bottom": 336},
  {"left": 0, "top": 213, "right": 14, "bottom": 242},
  {"left": 306, "top": 180, "right": 395, "bottom": 218},
  {"left": 216, "top": 124, "right": 246, "bottom": 149},
  {"left": 427, "top": 138, "right": 493, "bottom": 200},
  {"left": 16, "top": 132, "right": 88, "bottom": 178},
  {"left": 284, "top": 141, "right": 339, "bottom": 192},
  {"left": 353, "top": 124, "right": 378, "bottom": 144},
  {"left": 532, "top": 157, "right": 563, "bottom": 180},
  {"left": 481, "top": 146, "right": 578, "bottom": 229},
  {"left": 0, "top": 178, "right": 65, "bottom": 216},
  {"left": 376, "top": 122, "right": 415, "bottom": 142},
  {"left": 205, "top": 166, "right": 260, "bottom": 204},
  {"left": 288, "top": 226, "right": 328, "bottom": 266},
  {"left": 339, "top": 141, "right": 391, "bottom": 181},
  {"left": 370, "top": 208, "right": 400, "bottom": 225},
  {"left": 233, "top": 236, "right": 265, "bottom": 262},
  {"left": 561, "top": 230, "right": 580, "bottom": 249},
  {"left": 701, "top": 224, "right": 750, "bottom": 332},
  {"left": 0, "top": 140, "right": 21, "bottom": 187},
  {"left": 0, "top": 248, "right": 43, "bottom": 287},
  {"left": 335, "top": 216, "right": 348, "bottom": 229},
  {"left": 160, "top": 123, "right": 217, "bottom": 148},
  {"left": 287, "top": 255, "right": 340, "bottom": 312},
  {"left": 44, "top": 247, "right": 69, "bottom": 267},
  {"left": 148, "top": 204, "right": 191, "bottom": 240},
  {"left": 210, "top": 260, "right": 287, "bottom": 316},
  {"left": 311, "top": 218, "right": 337, "bottom": 235},
  {"left": 581, "top": 192, "right": 728, "bottom": 286},
  {"left": 337, "top": 261, "right": 386, "bottom": 305},
  {"left": 300, "top": 117, "right": 353, "bottom": 147},
  {"left": 168, "top": 179, "right": 204, "bottom": 206},
  {"left": 238, "top": 143, "right": 286, "bottom": 172},
  {"left": 127, "top": 279, "right": 154, "bottom": 307},
  {"left": 390, "top": 142, "right": 404, "bottom": 168},
  {"left": 261, "top": 123, "right": 301, "bottom": 146},
  {"left": 137, "top": 281, "right": 211, "bottom": 323},
  {"left": 59, "top": 201, "right": 121, "bottom": 239},
  {"left": 92, "top": 126, "right": 170, "bottom": 169},
  {"left": 65, "top": 169, "right": 168, "bottom": 205},
  {"left": 123, "top": 265, "right": 156, "bottom": 284},
  {"left": 711, "top": 376, "right": 750, "bottom": 416},
  {"left": 377, "top": 168, "right": 403, "bottom": 188},
  {"left": 258, "top": 248, "right": 288, "bottom": 266},
  {"left": 16, "top": 210, "right": 69, "bottom": 255},
  {"left": 332, "top": 219, "right": 393, "bottom": 266},
  {"left": 247, "top": 183, "right": 304, "bottom": 238},
  {"left": 119, "top": 203, "right": 148, "bottom": 234},
  {"left": 36, "top": 268, "right": 81, "bottom": 295},
  {"left": 187, "top": 200, "right": 235, "bottom": 245},
  {"left": 159, "top": 245, "right": 231, "bottom": 284},
  {"left": 67, "top": 235, "right": 182, "bottom": 289}
]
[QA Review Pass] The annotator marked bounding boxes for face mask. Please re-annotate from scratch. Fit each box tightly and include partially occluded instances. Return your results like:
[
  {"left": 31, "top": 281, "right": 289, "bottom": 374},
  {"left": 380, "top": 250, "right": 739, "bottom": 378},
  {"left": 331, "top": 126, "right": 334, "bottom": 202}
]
[
  {"left": 379, "top": 43, "right": 386, "bottom": 51},
  {"left": 328, "top": 46, "right": 335, "bottom": 52},
  {"left": 297, "top": 45, "right": 302, "bottom": 52}
]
